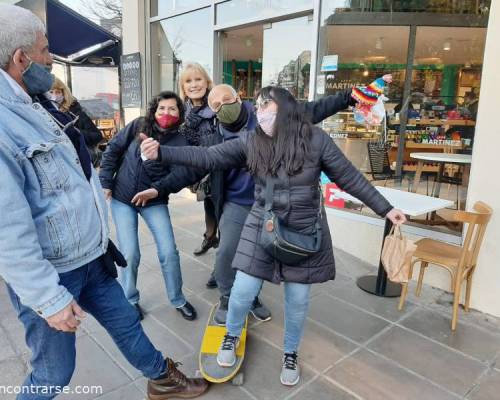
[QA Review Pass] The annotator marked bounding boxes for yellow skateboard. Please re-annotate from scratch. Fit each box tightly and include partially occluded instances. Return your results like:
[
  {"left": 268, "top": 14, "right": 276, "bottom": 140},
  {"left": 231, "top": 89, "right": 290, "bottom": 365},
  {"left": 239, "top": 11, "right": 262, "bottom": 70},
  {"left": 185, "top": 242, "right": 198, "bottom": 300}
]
[{"left": 198, "top": 304, "right": 247, "bottom": 385}]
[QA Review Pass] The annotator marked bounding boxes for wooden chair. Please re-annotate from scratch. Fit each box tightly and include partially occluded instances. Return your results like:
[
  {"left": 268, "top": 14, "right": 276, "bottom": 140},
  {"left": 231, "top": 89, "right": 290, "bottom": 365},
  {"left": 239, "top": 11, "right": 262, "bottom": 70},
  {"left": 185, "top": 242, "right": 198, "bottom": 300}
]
[
  {"left": 97, "top": 119, "right": 116, "bottom": 141},
  {"left": 398, "top": 201, "right": 493, "bottom": 330}
]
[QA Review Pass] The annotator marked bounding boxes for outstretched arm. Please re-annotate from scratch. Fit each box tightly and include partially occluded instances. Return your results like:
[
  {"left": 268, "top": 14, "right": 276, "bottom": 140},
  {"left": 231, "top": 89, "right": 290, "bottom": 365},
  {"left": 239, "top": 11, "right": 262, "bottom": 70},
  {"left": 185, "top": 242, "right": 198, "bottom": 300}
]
[{"left": 141, "top": 133, "right": 247, "bottom": 172}]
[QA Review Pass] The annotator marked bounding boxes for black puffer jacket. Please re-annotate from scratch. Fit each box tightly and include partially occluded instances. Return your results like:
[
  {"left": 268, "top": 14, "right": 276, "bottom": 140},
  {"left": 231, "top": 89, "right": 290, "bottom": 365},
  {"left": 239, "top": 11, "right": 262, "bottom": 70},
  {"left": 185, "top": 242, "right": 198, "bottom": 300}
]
[
  {"left": 99, "top": 118, "right": 204, "bottom": 207},
  {"left": 157, "top": 127, "right": 393, "bottom": 284},
  {"left": 70, "top": 101, "right": 103, "bottom": 148}
]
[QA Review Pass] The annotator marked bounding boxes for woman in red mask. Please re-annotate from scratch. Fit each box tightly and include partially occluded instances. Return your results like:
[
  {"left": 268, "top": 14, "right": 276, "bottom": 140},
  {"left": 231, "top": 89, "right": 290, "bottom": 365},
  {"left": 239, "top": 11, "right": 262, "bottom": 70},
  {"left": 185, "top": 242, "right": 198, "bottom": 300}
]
[{"left": 99, "top": 91, "right": 204, "bottom": 321}]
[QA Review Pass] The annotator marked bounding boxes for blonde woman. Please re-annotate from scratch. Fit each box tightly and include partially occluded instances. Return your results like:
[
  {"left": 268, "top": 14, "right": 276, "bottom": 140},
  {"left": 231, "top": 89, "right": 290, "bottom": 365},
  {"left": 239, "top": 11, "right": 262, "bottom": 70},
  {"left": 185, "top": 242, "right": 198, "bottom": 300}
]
[
  {"left": 48, "top": 77, "right": 103, "bottom": 166},
  {"left": 178, "top": 63, "right": 219, "bottom": 282}
]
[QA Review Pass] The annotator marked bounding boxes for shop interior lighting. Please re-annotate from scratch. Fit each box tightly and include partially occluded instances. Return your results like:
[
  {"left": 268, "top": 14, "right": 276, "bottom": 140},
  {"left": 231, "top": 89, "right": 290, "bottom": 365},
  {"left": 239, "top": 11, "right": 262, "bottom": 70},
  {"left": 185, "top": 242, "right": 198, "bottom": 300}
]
[
  {"left": 363, "top": 70, "right": 369, "bottom": 77},
  {"left": 443, "top": 39, "right": 452, "bottom": 51}
]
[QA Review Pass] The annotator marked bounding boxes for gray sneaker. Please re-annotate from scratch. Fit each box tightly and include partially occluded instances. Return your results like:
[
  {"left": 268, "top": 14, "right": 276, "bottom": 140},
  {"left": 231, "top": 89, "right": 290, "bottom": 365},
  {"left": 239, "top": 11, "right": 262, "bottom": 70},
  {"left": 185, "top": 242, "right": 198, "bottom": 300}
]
[
  {"left": 217, "top": 334, "right": 239, "bottom": 367},
  {"left": 213, "top": 295, "right": 229, "bottom": 326},
  {"left": 250, "top": 297, "right": 272, "bottom": 322},
  {"left": 280, "top": 352, "right": 300, "bottom": 386}
]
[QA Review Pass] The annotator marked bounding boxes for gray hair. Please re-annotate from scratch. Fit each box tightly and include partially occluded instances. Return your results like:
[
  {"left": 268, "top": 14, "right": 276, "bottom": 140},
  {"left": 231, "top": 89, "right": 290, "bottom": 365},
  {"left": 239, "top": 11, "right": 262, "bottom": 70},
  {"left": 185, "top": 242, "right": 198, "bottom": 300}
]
[{"left": 0, "top": 5, "right": 46, "bottom": 69}]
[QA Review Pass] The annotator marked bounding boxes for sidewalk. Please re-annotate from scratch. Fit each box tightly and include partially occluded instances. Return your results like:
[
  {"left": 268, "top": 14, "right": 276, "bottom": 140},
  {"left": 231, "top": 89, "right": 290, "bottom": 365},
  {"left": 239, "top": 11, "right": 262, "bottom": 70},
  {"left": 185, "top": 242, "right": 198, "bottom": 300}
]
[{"left": 1, "top": 193, "right": 500, "bottom": 400}]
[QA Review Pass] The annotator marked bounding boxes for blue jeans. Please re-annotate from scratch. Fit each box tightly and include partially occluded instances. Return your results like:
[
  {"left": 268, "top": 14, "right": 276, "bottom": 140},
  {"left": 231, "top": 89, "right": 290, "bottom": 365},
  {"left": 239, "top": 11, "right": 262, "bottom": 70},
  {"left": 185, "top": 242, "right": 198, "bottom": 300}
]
[
  {"left": 7, "top": 258, "right": 166, "bottom": 400},
  {"left": 111, "top": 199, "right": 186, "bottom": 308},
  {"left": 226, "top": 271, "right": 311, "bottom": 354}
]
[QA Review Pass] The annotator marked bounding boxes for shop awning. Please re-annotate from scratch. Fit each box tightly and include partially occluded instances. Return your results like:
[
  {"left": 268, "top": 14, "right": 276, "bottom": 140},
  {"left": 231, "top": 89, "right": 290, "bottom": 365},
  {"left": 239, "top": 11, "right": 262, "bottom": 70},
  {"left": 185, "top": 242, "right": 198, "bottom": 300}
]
[{"left": 18, "top": 0, "right": 121, "bottom": 65}]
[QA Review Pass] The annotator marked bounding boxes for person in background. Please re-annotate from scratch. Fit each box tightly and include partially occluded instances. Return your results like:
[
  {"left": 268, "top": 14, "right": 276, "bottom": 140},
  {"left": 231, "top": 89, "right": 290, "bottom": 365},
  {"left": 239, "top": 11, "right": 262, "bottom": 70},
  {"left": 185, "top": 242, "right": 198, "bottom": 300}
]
[
  {"left": 141, "top": 86, "right": 406, "bottom": 387},
  {"left": 48, "top": 77, "right": 103, "bottom": 167},
  {"left": 99, "top": 91, "right": 203, "bottom": 321},
  {"left": 178, "top": 62, "right": 219, "bottom": 288},
  {"left": 0, "top": 5, "right": 208, "bottom": 399}
]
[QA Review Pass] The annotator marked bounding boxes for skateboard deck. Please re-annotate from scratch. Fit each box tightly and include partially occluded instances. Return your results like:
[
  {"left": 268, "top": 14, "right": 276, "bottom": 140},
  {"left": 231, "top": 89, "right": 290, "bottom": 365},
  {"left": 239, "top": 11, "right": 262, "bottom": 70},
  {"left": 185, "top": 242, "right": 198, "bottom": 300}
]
[{"left": 199, "top": 304, "right": 247, "bottom": 384}]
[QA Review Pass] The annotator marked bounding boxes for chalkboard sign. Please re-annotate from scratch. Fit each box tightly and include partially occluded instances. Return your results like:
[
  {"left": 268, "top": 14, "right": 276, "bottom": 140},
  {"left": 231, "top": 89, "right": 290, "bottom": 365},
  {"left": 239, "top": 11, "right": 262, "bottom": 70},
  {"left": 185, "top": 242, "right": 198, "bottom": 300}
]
[{"left": 120, "top": 52, "right": 142, "bottom": 108}]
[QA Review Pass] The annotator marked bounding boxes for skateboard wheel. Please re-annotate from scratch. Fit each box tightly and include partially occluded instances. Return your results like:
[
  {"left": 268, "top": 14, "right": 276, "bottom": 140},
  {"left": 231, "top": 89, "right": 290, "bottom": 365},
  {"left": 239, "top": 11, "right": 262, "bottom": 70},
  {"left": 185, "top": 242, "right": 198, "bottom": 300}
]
[{"left": 231, "top": 373, "right": 244, "bottom": 386}]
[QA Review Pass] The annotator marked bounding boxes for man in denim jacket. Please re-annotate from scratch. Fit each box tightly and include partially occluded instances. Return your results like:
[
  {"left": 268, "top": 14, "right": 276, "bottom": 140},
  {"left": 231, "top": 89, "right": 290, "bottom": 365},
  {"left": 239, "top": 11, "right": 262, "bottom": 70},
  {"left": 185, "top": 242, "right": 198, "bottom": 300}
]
[{"left": 0, "top": 5, "right": 207, "bottom": 399}]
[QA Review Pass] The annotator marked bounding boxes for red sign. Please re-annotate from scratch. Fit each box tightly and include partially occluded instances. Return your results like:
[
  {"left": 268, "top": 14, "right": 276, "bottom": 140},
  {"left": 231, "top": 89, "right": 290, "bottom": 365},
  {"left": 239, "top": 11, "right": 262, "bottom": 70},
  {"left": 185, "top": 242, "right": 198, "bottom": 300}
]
[{"left": 324, "top": 183, "right": 345, "bottom": 209}]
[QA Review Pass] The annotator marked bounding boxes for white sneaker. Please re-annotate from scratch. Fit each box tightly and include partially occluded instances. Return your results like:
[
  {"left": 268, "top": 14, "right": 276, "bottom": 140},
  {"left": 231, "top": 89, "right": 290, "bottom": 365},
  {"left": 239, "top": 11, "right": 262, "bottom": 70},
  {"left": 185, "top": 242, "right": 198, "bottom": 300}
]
[
  {"left": 280, "top": 352, "right": 300, "bottom": 386},
  {"left": 217, "top": 334, "right": 239, "bottom": 367}
]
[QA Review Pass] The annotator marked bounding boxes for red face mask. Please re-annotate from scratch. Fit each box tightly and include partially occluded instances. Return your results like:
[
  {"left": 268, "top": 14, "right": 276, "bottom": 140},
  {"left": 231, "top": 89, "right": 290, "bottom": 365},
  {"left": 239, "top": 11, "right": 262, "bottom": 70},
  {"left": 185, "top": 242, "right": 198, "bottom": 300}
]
[{"left": 155, "top": 114, "right": 179, "bottom": 129}]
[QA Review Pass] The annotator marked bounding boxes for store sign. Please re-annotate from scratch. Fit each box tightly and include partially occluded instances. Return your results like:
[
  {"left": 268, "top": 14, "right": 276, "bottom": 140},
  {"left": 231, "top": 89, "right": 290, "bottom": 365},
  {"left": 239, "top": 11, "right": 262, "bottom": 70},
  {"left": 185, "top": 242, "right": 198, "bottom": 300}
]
[
  {"left": 120, "top": 52, "right": 142, "bottom": 108},
  {"left": 321, "top": 55, "right": 338, "bottom": 72},
  {"left": 324, "top": 183, "right": 345, "bottom": 209}
]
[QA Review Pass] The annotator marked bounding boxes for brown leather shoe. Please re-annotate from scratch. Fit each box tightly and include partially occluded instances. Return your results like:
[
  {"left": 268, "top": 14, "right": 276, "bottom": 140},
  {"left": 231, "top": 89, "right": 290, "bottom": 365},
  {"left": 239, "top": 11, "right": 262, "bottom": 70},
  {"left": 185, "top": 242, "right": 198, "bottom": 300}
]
[{"left": 147, "top": 358, "right": 209, "bottom": 399}]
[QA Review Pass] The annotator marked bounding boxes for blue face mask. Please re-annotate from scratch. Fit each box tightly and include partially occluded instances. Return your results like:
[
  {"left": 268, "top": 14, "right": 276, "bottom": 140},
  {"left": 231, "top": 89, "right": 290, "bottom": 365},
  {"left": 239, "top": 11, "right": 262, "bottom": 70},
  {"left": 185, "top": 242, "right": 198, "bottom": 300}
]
[{"left": 22, "top": 57, "right": 54, "bottom": 95}]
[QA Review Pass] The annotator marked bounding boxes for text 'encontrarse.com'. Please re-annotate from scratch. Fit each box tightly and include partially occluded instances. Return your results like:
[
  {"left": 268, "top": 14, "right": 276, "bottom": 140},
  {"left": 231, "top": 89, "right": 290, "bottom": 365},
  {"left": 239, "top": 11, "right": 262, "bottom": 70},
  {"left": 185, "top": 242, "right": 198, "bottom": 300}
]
[{"left": 0, "top": 385, "right": 103, "bottom": 396}]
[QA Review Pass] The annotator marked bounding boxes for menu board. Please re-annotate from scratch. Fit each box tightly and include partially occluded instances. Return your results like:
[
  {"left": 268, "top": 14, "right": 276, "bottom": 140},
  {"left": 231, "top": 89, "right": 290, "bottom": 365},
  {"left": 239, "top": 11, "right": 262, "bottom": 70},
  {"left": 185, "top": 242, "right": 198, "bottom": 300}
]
[{"left": 120, "top": 52, "right": 142, "bottom": 108}]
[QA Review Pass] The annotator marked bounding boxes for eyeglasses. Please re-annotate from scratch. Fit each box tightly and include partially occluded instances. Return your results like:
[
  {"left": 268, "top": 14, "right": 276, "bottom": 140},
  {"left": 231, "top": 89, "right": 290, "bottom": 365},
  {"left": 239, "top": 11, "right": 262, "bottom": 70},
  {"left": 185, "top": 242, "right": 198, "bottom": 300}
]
[{"left": 255, "top": 97, "right": 274, "bottom": 111}]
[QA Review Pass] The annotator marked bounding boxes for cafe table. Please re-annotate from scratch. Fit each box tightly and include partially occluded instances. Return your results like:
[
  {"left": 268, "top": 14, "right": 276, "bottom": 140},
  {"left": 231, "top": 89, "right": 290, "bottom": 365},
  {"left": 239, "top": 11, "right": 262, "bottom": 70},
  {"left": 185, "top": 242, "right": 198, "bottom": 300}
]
[
  {"left": 410, "top": 152, "right": 472, "bottom": 198},
  {"left": 328, "top": 186, "right": 453, "bottom": 297}
]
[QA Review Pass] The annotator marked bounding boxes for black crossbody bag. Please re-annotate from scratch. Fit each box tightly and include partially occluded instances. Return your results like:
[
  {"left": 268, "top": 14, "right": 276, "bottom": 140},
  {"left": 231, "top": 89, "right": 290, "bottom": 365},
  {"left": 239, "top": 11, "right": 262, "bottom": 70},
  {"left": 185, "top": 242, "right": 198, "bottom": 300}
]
[{"left": 259, "top": 177, "right": 323, "bottom": 265}]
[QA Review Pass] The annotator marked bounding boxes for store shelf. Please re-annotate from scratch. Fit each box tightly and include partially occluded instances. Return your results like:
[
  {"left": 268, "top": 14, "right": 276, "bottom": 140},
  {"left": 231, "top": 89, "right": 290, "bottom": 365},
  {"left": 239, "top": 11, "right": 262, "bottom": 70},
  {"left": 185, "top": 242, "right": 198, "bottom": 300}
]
[
  {"left": 390, "top": 118, "right": 475, "bottom": 127},
  {"left": 391, "top": 141, "right": 463, "bottom": 150},
  {"left": 402, "top": 165, "right": 440, "bottom": 172}
]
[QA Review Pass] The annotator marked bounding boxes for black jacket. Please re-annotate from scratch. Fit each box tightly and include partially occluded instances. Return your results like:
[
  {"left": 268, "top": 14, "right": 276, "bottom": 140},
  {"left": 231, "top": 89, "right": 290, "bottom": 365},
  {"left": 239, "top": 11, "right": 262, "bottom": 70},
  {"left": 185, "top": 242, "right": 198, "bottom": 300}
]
[
  {"left": 156, "top": 127, "right": 393, "bottom": 284},
  {"left": 99, "top": 118, "right": 204, "bottom": 207},
  {"left": 70, "top": 101, "right": 103, "bottom": 148},
  {"left": 181, "top": 90, "right": 357, "bottom": 221}
]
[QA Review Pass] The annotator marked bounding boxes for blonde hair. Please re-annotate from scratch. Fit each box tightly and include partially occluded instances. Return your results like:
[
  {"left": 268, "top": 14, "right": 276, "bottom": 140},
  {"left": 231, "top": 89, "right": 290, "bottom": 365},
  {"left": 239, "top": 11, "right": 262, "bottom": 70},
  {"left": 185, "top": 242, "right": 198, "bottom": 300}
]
[
  {"left": 178, "top": 62, "right": 213, "bottom": 102},
  {"left": 51, "top": 77, "right": 75, "bottom": 112}
]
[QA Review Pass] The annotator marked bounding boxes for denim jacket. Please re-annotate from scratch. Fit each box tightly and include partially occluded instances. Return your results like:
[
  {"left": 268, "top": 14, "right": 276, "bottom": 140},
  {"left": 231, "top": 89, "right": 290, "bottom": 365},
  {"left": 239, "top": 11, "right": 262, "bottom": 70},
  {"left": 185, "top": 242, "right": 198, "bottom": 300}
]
[{"left": 0, "top": 71, "right": 109, "bottom": 317}]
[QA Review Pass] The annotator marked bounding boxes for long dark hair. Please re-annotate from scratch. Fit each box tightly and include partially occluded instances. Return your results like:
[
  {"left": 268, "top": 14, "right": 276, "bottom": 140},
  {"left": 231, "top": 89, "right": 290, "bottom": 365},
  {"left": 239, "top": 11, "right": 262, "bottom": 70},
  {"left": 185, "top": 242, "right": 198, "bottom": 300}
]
[
  {"left": 141, "top": 91, "right": 185, "bottom": 139},
  {"left": 247, "top": 86, "right": 312, "bottom": 176}
]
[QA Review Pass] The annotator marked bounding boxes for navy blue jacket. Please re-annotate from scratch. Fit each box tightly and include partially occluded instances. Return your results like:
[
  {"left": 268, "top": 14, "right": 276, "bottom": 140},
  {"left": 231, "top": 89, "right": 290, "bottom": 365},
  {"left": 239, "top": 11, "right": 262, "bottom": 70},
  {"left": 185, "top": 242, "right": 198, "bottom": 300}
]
[{"left": 99, "top": 118, "right": 204, "bottom": 207}]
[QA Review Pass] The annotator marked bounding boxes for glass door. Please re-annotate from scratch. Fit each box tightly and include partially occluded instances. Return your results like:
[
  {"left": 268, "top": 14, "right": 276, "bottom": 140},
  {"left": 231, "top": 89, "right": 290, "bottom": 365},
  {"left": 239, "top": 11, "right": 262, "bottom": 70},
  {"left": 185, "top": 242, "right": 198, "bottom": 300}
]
[{"left": 261, "top": 15, "right": 314, "bottom": 100}]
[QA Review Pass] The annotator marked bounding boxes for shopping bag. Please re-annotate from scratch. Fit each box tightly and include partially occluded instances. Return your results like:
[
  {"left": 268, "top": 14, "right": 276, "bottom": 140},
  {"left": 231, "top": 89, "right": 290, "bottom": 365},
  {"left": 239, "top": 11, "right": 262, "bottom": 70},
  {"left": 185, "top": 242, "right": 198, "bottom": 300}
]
[{"left": 381, "top": 225, "right": 417, "bottom": 283}]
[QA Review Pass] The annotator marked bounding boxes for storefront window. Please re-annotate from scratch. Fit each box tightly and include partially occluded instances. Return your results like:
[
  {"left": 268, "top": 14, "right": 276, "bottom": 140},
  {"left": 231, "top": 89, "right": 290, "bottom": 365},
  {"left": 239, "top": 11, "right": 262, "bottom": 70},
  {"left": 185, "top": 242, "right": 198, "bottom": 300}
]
[
  {"left": 321, "top": 0, "right": 491, "bottom": 19},
  {"left": 318, "top": 25, "right": 409, "bottom": 172},
  {"left": 151, "top": 7, "right": 212, "bottom": 95},
  {"left": 150, "top": 0, "right": 208, "bottom": 18},
  {"left": 317, "top": 3, "right": 489, "bottom": 233},
  {"left": 216, "top": 0, "right": 313, "bottom": 26},
  {"left": 262, "top": 16, "right": 313, "bottom": 99}
]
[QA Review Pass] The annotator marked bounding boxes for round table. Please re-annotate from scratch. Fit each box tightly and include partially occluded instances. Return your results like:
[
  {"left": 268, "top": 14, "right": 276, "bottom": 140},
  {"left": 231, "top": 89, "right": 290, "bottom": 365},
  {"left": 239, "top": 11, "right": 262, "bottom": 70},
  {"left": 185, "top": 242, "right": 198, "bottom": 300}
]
[{"left": 410, "top": 152, "right": 472, "bottom": 198}]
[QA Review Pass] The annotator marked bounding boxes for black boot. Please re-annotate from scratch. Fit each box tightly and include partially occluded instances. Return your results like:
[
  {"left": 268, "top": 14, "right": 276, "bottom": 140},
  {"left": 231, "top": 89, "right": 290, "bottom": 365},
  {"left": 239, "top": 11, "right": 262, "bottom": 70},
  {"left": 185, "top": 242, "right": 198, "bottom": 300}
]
[{"left": 193, "top": 235, "right": 219, "bottom": 256}]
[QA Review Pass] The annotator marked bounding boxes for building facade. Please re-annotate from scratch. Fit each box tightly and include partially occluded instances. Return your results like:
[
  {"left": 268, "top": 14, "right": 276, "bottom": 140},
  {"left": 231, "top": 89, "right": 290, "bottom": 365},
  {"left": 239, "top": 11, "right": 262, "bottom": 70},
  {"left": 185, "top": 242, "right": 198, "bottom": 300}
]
[{"left": 122, "top": 0, "right": 500, "bottom": 317}]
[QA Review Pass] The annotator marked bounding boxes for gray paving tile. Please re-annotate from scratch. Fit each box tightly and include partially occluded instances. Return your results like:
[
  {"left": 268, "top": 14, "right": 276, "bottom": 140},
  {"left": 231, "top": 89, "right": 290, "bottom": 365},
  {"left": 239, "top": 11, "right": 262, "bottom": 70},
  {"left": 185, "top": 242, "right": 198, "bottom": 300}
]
[
  {"left": 328, "top": 349, "right": 458, "bottom": 400},
  {"left": 255, "top": 293, "right": 357, "bottom": 372},
  {"left": 135, "top": 268, "right": 171, "bottom": 313},
  {"left": 333, "top": 248, "right": 374, "bottom": 280},
  {"left": 0, "top": 327, "right": 16, "bottom": 362},
  {"left": 308, "top": 293, "right": 389, "bottom": 344},
  {"left": 329, "top": 281, "right": 416, "bottom": 322},
  {"left": 140, "top": 313, "right": 195, "bottom": 358},
  {"left": 467, "top": 369, "right": 500, "bottom": 400},
  {"left": 60, "top": 335, "right": 131, "bottom": 400},
  {"left": 148, "top": 297, "right": 211, "bottom": 351},
  {"left": 368, "top": 326, "right": 486, "bottom": 396},
  {"left": 96, "top": 382, "right": 144, "bottom": 400},
  {"left": 243, "top": 334, "right": 315, "bottom": 400},
  {"left": 0, "top": 358, "right": 26, "bottom": 400},
  {"left": 179, "top": 254, "right": 216, "bottom": 295},
  {"left": 0, "top": 301, "right": 30, "bottom": 356},
  {"left": 289, "top": 376, "right": 359, "bottom": 400},
  {"left": 90, "top": 329, "right": 142, "bottom": 381},
  {"left": 400, "top": 308, "right": 500, "bottom": 362}
]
